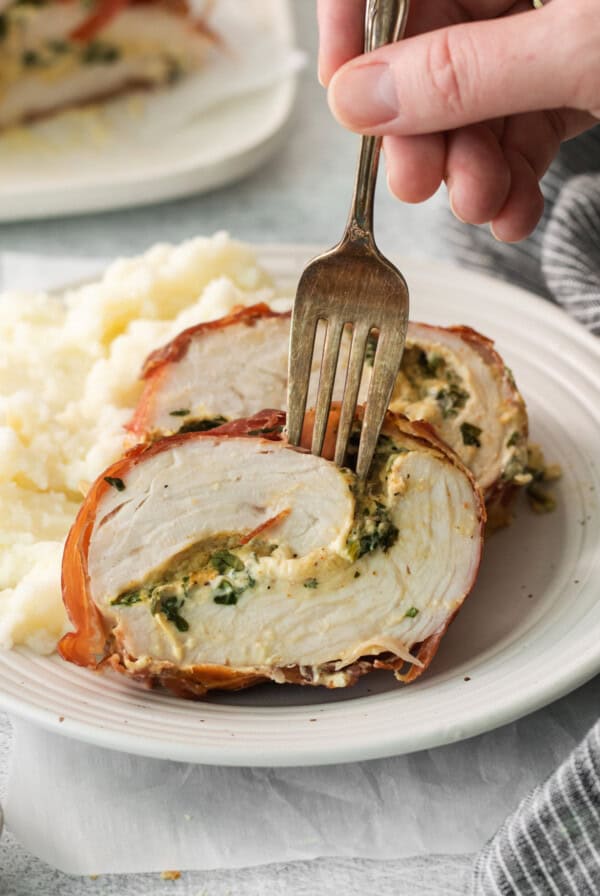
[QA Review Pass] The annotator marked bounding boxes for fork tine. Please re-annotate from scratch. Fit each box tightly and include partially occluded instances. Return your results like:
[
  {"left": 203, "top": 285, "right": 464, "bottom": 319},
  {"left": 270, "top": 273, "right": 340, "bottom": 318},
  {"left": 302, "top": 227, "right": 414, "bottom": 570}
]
[
  {"left": 334, "top": 322, "right": 371, "bottom": 467},
  {"left": 287, "top": 303, "right": 319, "bottom": 446},
  {"left": 356, "top": 325, "right": 406, "bottom": 479},
  {"left": 311, "top": 318, "right": 345, "bottom": 456}
]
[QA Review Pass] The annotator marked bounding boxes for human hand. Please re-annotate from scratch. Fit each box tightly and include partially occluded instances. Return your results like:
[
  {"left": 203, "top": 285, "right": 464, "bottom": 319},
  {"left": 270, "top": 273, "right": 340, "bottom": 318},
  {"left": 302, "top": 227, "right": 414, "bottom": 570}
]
[{"left": 318, "top": 0, "right": 600, "bottom": 241}]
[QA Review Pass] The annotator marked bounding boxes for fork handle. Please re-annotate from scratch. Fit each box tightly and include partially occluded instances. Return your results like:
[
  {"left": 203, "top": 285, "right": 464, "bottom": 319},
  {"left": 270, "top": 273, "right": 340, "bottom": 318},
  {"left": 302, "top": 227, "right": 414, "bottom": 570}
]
[{"left": 345, "top": 0, "right": 409, "bottom": 245}]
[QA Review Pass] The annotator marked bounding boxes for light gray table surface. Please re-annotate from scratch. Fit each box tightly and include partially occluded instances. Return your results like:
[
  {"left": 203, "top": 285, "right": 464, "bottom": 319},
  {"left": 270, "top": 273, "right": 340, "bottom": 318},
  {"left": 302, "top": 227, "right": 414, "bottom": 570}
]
[{"left": 0, "top": 3, "right": 593, "bottom": 894}]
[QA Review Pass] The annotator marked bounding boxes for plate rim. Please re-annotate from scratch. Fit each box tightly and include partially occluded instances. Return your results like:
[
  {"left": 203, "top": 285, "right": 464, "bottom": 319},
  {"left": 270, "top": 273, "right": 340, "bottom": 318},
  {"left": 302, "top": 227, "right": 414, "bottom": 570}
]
[{"left": 1, "top": 246, "right": 599, "bottom": 766}]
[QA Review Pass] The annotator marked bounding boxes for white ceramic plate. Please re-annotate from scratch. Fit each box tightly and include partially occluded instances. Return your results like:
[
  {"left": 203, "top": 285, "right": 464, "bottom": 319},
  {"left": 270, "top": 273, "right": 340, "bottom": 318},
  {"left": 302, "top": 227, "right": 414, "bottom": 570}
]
[
  {"left": 1, "top": 246, "right": 599, "bottom": 766},
  {"left": 0, "top": 1, "right": 297, "bottom": 221}
]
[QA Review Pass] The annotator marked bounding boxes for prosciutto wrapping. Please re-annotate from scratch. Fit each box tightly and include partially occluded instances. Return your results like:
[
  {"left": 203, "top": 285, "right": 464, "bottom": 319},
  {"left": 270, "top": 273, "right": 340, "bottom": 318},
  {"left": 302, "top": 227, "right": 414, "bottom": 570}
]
[
  {"left": 129, "top": 305, "right": 528, "bottom": 502},
  {"left": 0, "top": 0, "right": 216, "bottom": 128},
  {"left": 60, "top": 410, "right": 485, "bottom": 696}
]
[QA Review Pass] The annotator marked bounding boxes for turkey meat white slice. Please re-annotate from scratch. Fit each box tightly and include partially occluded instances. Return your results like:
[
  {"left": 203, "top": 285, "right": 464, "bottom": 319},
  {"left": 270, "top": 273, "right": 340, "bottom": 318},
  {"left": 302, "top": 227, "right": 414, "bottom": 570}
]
[
  {"left": 60, "top": 410, "right": 485, "bottom": 696},
  {"left": 0, "top": 0, "right": 215, "bottom": 128},
  {"left": 128, "top": 305, "right": 292, "bottom": 440},
  {"left": 130, "top": 306, "right": 528, "bottom": 501}
]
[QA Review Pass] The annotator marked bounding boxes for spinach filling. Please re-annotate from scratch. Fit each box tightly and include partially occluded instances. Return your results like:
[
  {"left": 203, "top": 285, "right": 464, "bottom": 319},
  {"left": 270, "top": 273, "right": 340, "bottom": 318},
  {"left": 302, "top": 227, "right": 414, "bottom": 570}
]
[
  {"left": 346, "top": 500, "right": 399, "bottom": 561},
  {"left": 437, "top": 384, "right": 469, "bottom": 419},
  {"left": 82, "top": 41, "right": 120, "bottom": 65},
  {"left": 393, "top": 344, "right": 470, "bottom": 419},
  {"left": 177, "top": 416, "right": 227, "bottom": 434},
  {"left": 110, "top": 536, "right": 264, "bottom": 626},
  {"left": 344, "top": 428, "right": 403, "bottom": 561},
  {"left": 460, "top": 422, "right": 482, "bottom": 447}
]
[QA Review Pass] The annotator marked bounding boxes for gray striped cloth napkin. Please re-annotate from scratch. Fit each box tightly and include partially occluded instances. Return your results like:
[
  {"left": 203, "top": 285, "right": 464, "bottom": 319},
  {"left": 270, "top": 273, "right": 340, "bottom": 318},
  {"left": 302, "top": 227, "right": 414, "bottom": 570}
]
[{"left": 446, "top": 127, "right": 600, "bottom": 896}]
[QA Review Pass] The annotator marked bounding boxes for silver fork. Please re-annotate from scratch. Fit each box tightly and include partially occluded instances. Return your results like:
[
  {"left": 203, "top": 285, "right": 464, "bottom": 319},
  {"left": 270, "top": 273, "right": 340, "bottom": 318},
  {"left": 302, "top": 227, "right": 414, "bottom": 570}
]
[{"left": 287, "top": 0, "right": 410, "bottom": 480}]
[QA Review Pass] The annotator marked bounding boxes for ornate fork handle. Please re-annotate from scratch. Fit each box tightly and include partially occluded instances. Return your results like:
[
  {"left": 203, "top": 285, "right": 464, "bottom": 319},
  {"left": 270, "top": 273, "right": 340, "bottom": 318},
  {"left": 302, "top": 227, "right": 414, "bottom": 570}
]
[{"left": 347, "top": 0, "right": 410, "bottom": 246}]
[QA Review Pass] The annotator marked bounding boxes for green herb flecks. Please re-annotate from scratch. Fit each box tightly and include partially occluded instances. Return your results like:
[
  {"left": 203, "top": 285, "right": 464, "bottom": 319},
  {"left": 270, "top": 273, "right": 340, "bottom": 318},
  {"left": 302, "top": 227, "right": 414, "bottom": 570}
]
[
  {"left": 166, "top": 56, "right": 185, "bottom": 84},
  {"left": 502, "top": 456, "right": 525, "bottom": 482},
  {"left": 526, "top": 482, "right": 557, "bottom": 514},
  {"left": 212, "top": 553, "right": 256, "bottom": 606},
  {"left": 405, "top": 606, "right": 419, "bottom": 618},
  {"left": 212, "top": 572, "right": 255, "bottom": 606},
  {"left": 507, "top": 431, "right": 521, "bottom": 448},
  {"left": 210, "top": 550, "right": 244, "bottom": 575},
  {"left": 417, "top": 349, "right": 444, "bottom": 378},
  {"left": 303, "top": 578, "right": 318, "bottom": 589},
  {"left": 460, "top": 422, "right": 482, "bottom": 447},
  {"left": 436, "top": 384, "right": 469, "bottom": 419},
  {"left": 169, "top": 408, "right": 190, "bottom": 417},
  {"left": 523, "top": 444, "right": 561, "bottom": 514},
  {"left": 151, "top": 592, "right": 189, "bottom": 632},
  {"left": 48, "top": 39, "right": 68, "bottom": 54},
  {"left": 22, "top": 50, "right": 41, "bottom": 67},
  {"left": 213, "top": 581, "right": 239, "bottom": 605},
  {"left": 111, "top": 589, "right": 142, "bottom": 607},
  {"left": 104, "top": 476, "right": 126, "bottom": 492},
  {"left": 347, "top": 500, "right": 399, "bottom": 561},
  {"left": 82, "top": 41, "right": 120, "bottom": 65},
  {"left": 178, "top": 416, "right": 227, "bottom": 434}
]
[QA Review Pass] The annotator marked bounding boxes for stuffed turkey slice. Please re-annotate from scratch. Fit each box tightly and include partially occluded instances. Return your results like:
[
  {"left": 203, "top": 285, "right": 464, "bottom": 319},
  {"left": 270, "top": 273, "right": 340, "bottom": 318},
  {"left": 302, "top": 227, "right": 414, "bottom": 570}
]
[
  {"left": 60, "top": 409, "right": 485, "bottom": 697},
  {"left": 129, "top": 305, "right": 528, "bottom": 501}
]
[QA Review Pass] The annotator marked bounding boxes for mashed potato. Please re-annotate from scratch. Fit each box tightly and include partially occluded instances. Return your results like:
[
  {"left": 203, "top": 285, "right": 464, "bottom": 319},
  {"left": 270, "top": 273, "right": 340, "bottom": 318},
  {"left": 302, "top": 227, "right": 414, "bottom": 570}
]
[{"left": 0, "top": 232, "right": 281, "bottom": 654}]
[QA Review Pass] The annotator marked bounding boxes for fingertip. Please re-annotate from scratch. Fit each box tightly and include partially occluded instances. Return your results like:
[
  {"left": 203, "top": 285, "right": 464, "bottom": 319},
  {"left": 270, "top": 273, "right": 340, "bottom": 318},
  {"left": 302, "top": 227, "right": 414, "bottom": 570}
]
[
  {"left": 317, "top": 0, "right": 366, "bottom": 93},
  {"left": 384, "top": 134, "right": 446, "bottom": 204},
  {"left": 444, "top": 125, "right": 511, "bottom": 226},
  {"left": 318, "top": 57, "right": 333, "bottom": 88},
  {"left": 328, "top": 62, "right": 398, "bottom": 131},
  {"left": 448, "top": 186, "right": 467, "bottom": 224},
  {"left": 490, "top": 150, "right": 545, "bottom": 242}
]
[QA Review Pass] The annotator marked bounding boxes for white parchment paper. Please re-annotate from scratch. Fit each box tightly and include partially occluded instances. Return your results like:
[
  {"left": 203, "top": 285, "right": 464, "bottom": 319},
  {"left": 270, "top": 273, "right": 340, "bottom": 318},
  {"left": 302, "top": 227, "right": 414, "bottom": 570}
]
[{"left": 6, "top": 679, "right": 599, "bottom": 875}]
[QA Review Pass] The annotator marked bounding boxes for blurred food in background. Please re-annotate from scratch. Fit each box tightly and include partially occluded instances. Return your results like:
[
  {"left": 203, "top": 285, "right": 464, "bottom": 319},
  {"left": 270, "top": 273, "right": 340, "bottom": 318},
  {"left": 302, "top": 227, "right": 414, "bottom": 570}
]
[{"left": 0, "top": 0, "right": 219, "bottom": 129}]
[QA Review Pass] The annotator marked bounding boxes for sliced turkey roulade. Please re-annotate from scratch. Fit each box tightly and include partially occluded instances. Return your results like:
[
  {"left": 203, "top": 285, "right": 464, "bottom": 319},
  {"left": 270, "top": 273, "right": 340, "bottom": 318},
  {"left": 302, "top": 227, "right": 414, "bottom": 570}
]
[
  {"left": 60, "top": 409, "right": 485, "bottom": 697},
  {"left": 129, "top": 306, "right": 528, "bottom": 501}
]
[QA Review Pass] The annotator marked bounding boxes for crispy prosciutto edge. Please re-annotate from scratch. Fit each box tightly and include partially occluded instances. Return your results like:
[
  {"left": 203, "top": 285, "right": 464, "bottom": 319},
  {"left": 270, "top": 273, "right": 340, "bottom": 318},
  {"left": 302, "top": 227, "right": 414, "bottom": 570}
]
[
  {"left": 59, "top": 409, "right": 485, "bottom": 698},
  {"left": 126, "top": 304, "right": 290, "bottom": 443}
]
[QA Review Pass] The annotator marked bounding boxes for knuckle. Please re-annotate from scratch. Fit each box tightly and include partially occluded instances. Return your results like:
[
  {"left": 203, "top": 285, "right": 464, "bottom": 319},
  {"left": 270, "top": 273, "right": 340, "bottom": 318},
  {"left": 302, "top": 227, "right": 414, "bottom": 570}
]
[
  {"left": 561, "top": 2, "right": 600, "bottom": 109},
  {"left": 544, "top": 109, "right": 567, "bottom": 147},
  {"left": 424, "top": 28, "right": 473, "bottom": 117}
]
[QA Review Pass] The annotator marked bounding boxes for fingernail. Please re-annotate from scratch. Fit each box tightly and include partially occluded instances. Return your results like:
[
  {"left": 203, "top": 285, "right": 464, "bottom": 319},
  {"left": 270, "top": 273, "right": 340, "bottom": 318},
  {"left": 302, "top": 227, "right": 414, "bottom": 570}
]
[
  {"left": 448, "top": 185, "right": 466, "bottom": 224},
  {"left": 317, "top": 59, "right": 327, "bottom": 88},
  {"left": 329, "top": 63, "right": 398, "bottom": 128},
  {"left": 490, "top": 222, "right": 501, "bottom": 241}
]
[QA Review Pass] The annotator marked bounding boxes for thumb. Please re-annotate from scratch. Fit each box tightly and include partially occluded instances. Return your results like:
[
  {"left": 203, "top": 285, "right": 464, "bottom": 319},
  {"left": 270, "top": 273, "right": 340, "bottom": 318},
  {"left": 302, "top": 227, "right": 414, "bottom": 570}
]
[{"left": 328, "top": 3, "right": 597, "bottom": 136}]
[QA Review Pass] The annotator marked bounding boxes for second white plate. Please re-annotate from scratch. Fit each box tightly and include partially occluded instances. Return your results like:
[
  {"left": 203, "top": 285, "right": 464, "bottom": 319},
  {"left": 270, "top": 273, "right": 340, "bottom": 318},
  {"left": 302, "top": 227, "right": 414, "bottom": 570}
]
[
  {"left": 0, "top": 247, "right": 599, "bottom": 766},
  {"left": 0, "top": 0, "right": 298, "bottom": 221}
]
